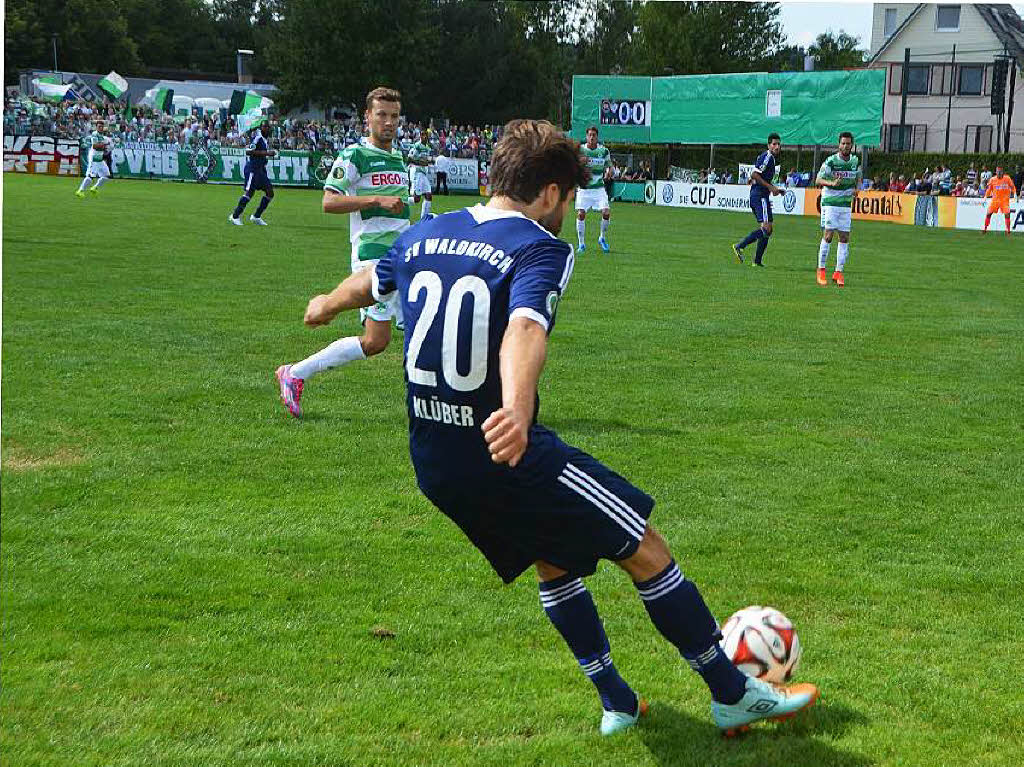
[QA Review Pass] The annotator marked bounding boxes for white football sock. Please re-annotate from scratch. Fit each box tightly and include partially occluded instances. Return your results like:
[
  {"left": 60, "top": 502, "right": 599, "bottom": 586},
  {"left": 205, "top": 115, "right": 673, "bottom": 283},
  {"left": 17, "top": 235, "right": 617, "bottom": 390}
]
[
  {"left": 818, "top": 239, "right": 830, "bottom": 269},
  {"left": 600, "top": 218, "right": 609, "bottom": 238},
  {"left": 576, "top": 219, "right": 586, "bottom": 247},
  {"left": 836, "top": 242, "right": 849, "bottom": 272},
  {"left": 422, "top": 199, "right": 432, "bottom": 217},
  {"left": 78, "top": 176, "right": 91, "bottom": 192},
  {"left": 91, "top": 177, "right": 108, "bottom": 190},
  {"left": 290, "top": 336, "right": 365, "bottom": 380}
]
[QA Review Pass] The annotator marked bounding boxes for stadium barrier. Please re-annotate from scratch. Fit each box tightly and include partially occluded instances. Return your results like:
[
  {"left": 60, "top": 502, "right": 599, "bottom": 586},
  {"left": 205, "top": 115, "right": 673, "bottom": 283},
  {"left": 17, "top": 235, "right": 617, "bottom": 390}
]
[
  {"left": 653, "top": 181, "right": 1021, "bottom": 234},
  {"left": 654, "top": 181, "right": 806, "bottom": 216},
  {"left": 4, "top": 136, "right": 480, "bottom": 192},
  {"left": 612, "top": 181, "right": 647, "bottom": 202},
  {"left": 3, "top": 135, "right": 81, "bottom": 175}
]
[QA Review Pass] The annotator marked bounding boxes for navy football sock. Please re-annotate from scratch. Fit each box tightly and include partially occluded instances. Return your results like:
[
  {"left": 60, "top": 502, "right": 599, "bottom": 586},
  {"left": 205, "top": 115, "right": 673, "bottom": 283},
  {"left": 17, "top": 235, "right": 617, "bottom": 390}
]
[
  {"left": 737, "top": 229, "right": 761, "bottom": 250},
  {"left": 255, "top": 195, "right": 272, "bottom": 217},
  {"left": 232, "top": 195, "right": 251, "bottom": 219},
  {"left": 540, "top": 574, "right": 638, "bottom": 714},
  {"left": 755, "top": 230, "right": 771, "bottom": 264},
  {"left": 635, "top": 561, "right": 747, "bottom": 704}
]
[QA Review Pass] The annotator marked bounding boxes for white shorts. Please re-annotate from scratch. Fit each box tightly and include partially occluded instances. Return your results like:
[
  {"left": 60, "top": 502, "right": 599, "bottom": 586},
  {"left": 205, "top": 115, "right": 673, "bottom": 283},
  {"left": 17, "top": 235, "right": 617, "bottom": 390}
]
[
  {"left": 576, "top": 187, "right": 610, "bottom": 212},
  {"left": 85, "top": 160, "right": 110, "bottom": 178},
  {"left": 355, "top": 263, "right": 404, "bottom": 327},
  {"left": 821, "top": 206, "right": 852, "bottom": 232},
  {"left": 411, "top": 172, "right": 432, "bottom": 196}
]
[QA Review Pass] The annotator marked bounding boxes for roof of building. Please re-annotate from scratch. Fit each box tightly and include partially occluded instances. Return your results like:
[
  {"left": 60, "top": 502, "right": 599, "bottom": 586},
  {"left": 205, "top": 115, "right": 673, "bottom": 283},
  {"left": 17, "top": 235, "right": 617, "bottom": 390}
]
[{"left": 869, "top": 3, "right": 1024, "bottom": 67}]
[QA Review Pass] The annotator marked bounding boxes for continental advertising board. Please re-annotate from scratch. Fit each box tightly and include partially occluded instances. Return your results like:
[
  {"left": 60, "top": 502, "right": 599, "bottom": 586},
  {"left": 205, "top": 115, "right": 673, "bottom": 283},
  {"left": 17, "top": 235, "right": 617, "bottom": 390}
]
[{"left": 653, "top": 182, "right": 1018, "bottom": 234}]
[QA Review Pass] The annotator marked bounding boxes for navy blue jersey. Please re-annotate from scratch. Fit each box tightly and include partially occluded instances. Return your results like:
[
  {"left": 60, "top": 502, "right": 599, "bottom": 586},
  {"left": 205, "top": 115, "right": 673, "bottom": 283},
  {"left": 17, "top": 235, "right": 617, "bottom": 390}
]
[
  {"left": 750, "top": 150, "right": 776, "bottom": 199},
  {"left": 373, "top": 205, "right": 574, "bottom": 472},
  {"left": 247, "top": 133, "right": 269, "bottom": 170}
]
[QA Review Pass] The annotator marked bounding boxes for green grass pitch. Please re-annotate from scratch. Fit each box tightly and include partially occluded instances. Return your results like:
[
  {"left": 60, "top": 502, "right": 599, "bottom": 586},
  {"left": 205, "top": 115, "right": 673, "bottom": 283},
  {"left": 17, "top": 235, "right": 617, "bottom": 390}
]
[{"left": 2, "top": 173, "right": 1022, "bottom": 766}]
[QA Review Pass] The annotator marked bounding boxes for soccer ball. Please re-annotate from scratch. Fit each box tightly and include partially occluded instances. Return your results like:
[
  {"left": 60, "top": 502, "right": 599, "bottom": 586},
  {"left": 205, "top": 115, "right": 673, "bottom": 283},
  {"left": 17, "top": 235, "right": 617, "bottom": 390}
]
[{"left": 720, "top": 605, "right": 802, "bottom": 683}]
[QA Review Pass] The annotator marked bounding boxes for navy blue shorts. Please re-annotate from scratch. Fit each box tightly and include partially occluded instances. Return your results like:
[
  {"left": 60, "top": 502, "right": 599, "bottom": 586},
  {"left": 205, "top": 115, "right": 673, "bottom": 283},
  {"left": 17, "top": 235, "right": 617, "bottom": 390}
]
[
  {"left": 413, "top": 431, "right": 655, "bottom": 584},
  {"left": 751, "top": 195, "right": 773, "bottom": 223},
  {"left": 244, "top": 166, "right": 272, "bottom": 194}
]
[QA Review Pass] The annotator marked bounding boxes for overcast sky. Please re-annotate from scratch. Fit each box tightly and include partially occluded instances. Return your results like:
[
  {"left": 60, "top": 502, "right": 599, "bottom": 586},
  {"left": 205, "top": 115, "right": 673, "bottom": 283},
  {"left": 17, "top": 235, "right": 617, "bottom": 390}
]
[{"left": 777, "top": 1, "right": 1024, "bottom": 50}]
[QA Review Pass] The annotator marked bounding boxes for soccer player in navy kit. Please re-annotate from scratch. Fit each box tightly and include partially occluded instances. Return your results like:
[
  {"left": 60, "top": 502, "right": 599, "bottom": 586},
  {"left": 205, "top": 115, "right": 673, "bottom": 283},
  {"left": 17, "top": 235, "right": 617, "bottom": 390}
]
[
  {"left": 301, "top": 120, "right": 818, "bottom": 738},
  {"left": 228, "top": 123, "right": 276, "bottom": 226},
  {"left": 733, "top": 133, "right": 784, "bottom": 266}
]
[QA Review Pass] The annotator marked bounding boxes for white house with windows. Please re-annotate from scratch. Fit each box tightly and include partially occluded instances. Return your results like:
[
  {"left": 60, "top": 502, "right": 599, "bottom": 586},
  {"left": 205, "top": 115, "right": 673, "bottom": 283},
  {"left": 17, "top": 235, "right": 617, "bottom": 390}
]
[{"left": 868, "top": 3, "right": 1024, "bottom": 153}]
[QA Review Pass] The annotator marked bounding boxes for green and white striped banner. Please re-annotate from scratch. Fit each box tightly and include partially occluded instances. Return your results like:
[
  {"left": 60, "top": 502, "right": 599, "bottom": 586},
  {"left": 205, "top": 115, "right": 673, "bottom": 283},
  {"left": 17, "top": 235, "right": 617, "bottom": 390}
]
[{"left": 98, "top": 71, "right": 128, "bottom": 99}]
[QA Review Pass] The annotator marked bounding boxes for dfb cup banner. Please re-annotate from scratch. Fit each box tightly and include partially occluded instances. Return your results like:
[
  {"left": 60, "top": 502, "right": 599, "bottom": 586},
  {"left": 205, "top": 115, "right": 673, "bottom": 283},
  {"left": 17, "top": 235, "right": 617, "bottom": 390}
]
[{"left": 654, "top": 181, "right": 805, "bottom": 216}]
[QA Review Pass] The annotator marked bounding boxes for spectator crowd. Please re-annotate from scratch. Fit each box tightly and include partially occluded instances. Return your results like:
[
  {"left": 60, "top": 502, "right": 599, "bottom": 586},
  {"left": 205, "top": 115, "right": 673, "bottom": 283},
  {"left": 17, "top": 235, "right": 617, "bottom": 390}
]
[
  {"left": 3, "top": 93, "right": 504, "bottom": 161},
  {"left": 6, "top": 92, "right": 1022, "bottom": 195}
]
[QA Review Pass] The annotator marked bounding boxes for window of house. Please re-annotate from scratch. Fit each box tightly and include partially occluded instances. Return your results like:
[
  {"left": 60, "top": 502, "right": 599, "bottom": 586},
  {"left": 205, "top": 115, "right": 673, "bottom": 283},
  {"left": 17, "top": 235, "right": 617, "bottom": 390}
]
[
  {"left": 907, "top": 65, "right": 930, "bottom": 95},
  {"left": 964, "top": 125, "right": 993, "bottom": 153},
  {"left": 930, "top": 64, "right": 954, "bottom": 95},
  {"left": 885, "top": 8, "right": 899, "bottom": 36},
  {"left": 958, "top": 65, "right": 984, "bottom": 95},
  {"left": 889, "top": 64, "right": 903, "bottom": 94},
  {"left": 936, "top": 5, "right": 961, "bottom": 31},
  {"left": 887, "top": 124, "right": 927, "bottom": 152}
]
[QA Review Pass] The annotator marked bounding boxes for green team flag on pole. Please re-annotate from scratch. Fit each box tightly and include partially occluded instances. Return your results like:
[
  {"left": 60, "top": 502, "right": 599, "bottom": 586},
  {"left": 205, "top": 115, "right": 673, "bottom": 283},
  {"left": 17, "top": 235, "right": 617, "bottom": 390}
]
[
  {"left": 145, "top": 87, "right": 175, "bottom": 113},
  {"left": 32, "top": 78, "right": 73, "bottom": 102},
  {"left": 234, "top": 91, "right": 272, "bottom": 132},
  {"left": 98, "top": 71, "right": 128, "bottom": 99}
]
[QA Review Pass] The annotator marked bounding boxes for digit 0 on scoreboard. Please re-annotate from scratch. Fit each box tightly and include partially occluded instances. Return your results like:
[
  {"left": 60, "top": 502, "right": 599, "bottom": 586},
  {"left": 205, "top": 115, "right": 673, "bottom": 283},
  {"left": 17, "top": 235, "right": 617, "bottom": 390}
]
[{"left": 600, "top": 99, "right": 652, "bottom": 127}]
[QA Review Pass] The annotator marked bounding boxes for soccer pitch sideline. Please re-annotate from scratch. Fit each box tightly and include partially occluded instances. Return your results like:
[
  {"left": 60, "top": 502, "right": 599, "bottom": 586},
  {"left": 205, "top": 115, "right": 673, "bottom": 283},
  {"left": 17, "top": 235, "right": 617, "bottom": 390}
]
[{"left": 2, "top": 173, "right": 1022, "bottom": 767}]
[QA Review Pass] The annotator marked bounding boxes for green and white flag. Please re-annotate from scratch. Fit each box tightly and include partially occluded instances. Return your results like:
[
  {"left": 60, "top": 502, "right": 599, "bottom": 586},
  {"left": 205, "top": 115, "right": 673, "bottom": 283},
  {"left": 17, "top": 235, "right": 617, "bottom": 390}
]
[
  {"left": 144, "top": 87, "right": 175, "bottom": 113},
  {"left": 98, "top": 71, "right": 128, "bottom": 99},
  {"left": 235, "top": 92, "right": 273, "bottom": 131},
  {"left": 32, "top": 77, "right": 72, "bottom": 102}
]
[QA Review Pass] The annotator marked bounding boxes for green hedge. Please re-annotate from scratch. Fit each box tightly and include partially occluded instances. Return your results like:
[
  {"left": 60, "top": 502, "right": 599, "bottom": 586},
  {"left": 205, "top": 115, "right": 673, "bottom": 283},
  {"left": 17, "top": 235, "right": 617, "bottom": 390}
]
[{"left": 859, "top": 151, "right": 1024, "bottom": 183}]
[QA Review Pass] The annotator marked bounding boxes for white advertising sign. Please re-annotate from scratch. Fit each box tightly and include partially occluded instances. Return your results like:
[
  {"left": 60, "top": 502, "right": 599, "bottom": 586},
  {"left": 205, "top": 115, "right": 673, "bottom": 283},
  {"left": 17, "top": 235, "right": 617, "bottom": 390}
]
[
  {"left": 654, "top": 182, "right": 804, "bottom": 216},
  {"left": 954, "top": 197, "right": 1024, "bottom": 233},
  {"left": 442, "top": 156, "right": 479, "bottom": 192}
]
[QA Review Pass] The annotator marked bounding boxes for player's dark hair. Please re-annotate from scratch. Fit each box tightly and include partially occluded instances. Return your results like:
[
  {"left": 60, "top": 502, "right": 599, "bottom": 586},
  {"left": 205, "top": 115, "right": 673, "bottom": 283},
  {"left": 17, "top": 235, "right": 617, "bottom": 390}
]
[
  {"left": 767, "top": 132, "right": 781, "bottom": 143},
  {"left": 839, "top": 131, "right": 854, "bottom": 142},
  {"left": 365, "top": 86, "right": 401, "bottom": 111},
  {"left": 489, "top": 120, "right": 589, "bottom": 204},
  {"left": 586, "top": 125, "right": 598, "bottom": 135}
]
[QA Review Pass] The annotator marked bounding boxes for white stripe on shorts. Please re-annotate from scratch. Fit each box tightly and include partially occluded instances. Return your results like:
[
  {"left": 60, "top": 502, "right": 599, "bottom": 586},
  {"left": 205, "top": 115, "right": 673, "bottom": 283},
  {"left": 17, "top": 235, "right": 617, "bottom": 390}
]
[
  {"left": 556, "top": 465, "right": 645, "bottom": 540},
  {"left": 564, "top": 464, "right": 646, "bottom": 535}
]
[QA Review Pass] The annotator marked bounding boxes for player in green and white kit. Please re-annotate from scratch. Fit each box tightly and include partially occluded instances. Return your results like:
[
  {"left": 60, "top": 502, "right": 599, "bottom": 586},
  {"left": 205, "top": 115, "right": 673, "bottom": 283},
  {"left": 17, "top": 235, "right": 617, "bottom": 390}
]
[
  {"left": 407, "top": 135, "right": 434, "bottom": 220},
  {"left": 576, "top": 126, "right": 612, "bottom": 252},
  {"left": 75, "top": 120, "right": 111, "bottom": 198},
  {"left": 815, "top": 131, "right": 862, "bottom": 287},
  {"left": 275, "top": 87, "right": 411, "bottom": 418}
]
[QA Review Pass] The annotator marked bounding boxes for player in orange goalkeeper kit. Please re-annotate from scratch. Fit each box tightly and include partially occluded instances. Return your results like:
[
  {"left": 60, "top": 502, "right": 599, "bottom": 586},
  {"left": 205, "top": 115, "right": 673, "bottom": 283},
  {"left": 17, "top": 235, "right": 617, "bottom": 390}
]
[{"left": 983, "top": 166, "right": 1018, "bottom": 235}]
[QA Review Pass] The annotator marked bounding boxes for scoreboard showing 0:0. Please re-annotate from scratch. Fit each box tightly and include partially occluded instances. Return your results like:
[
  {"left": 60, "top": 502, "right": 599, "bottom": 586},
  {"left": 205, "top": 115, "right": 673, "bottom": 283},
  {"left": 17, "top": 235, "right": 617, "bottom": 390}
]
[{"left": 600, "top": 99, "right": 652, "bottom": 127}]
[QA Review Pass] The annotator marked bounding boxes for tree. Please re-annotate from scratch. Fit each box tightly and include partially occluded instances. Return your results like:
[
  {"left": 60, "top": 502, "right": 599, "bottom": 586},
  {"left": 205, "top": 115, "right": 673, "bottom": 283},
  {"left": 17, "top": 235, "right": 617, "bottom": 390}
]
[
  {"left": 575, "top": 0, "right": 639, "bottom": 76},
  {"left": 765, "top": 44, "right": 808, "bottom": 72},
  {"left": 417, "top": 1, "right": 549, "bottom": 124},
  {"left": 630, "top": 2, "right": 784, "bottom": 76},
  {"left": 808, "top": 31, "right": 865, "bottom": 70}
]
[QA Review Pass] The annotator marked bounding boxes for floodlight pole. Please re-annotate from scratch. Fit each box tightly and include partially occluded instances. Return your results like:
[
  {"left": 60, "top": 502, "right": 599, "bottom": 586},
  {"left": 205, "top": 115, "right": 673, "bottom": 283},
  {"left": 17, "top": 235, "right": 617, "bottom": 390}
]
[
  {"left": 1005, "top": 61, "right": 1016, "bottom": 152},
  {"left": 51, "top": 34, "right": 58, "bottom": 72},
  {"left": 944, "top": 44, "right": 955, "bottom": 154},
  {"left": 898, "top": 47, "right": 910, "bottom": 151}
]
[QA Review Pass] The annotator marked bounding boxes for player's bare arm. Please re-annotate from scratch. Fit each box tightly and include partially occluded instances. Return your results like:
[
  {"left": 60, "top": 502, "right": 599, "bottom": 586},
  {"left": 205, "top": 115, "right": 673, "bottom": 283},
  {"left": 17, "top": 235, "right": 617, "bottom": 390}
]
[
  {"left": 303, "top": 269, "right": 375, "bottom": 326},
  {"left": 482, "top": 317, "right": 549, "bottom": 468},
  {"left": 321, "top": 189, "right": 405, "bottom": 214}
]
